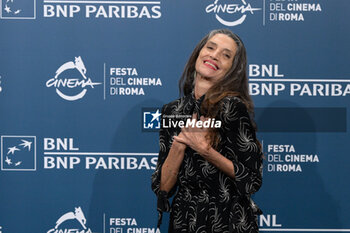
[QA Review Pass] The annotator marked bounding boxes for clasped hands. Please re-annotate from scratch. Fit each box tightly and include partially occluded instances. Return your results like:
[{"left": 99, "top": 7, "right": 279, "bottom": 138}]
[{"left": 173, "top": 113, "right": 211, "bottom": 157}]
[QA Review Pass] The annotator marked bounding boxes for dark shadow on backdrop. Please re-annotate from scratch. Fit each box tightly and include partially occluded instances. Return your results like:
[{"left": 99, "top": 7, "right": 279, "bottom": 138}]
[
  {"left": 254, "top": 100, "right": 342, "bottom": 228},
  {"left": 87, "top": 98, "right": 167, "bottom": 232}
]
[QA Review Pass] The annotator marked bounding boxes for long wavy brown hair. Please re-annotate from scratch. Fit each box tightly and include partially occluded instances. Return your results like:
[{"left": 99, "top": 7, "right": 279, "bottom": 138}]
[{"left": 179, "top": 29, "right": 258, "bottom": 148}]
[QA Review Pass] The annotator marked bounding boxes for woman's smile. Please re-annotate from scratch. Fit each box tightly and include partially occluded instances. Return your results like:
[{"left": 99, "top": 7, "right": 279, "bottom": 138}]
[{"left": 203, "top": 60, "right": 219, "bottom": 71}]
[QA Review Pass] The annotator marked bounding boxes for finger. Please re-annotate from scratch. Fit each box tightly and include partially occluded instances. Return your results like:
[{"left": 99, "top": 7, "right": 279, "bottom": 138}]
[
  {"left": 181, "top": 126, "right": 189, "bottom": 133},
  {"left": 177, "top": 131, "right": 188, "bottom": 140},
  {"left": 185, "top": 125, "right": 197, "bottom": 133},
  {"left": 188, "top": 113, "right": 197, "bottom": 129},
  {"left": 180, "top": 130, "right": 191, "bottom": 140},
  {"left": 199, "top": 116, "right": 205, "bottom": 129},
  {"left": 192, "top": 113, "right": 197, "bottom": 120},
  {"left": 173, "top": 135, "right": 186, "bottom": 144}
]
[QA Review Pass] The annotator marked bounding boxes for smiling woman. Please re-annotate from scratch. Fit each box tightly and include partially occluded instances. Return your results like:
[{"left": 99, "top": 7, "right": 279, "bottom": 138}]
[
  {"left": 151, "top": 29, "right": 263, "bottom": 233},
  {"left": 195, "top": 33, "right": 236, "bottom": 82}
]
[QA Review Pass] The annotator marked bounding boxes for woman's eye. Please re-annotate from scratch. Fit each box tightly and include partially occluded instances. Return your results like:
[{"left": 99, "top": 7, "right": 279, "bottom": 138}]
[
  {"left": 224, "top": 54, "right": 231, "bottom": 59},
  {"left": 207, "top": 46, "right": 213, "bottom": 50}
]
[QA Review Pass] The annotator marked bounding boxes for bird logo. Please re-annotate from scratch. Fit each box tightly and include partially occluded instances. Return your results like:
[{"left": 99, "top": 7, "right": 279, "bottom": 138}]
[
  {"left": 7, "top": 146, "right": 20, "bottom": 155},
  {"left": 2, "top": 0, "right": 23, "bottom": 16},
  {"left": 19, "top": 140, "right": 32, "bottom": 151},
  {"left": 1, "top": 136, "right": 36, "bottom": 171}
]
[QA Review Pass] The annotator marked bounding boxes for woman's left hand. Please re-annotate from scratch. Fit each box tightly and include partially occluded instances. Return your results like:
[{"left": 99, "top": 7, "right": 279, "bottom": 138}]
[{"left": 173, "top": 114, "right": 211, "bottom": 156}]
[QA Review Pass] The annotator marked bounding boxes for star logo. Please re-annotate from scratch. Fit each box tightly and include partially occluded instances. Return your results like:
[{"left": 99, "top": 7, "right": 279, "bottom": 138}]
[
  {"left": 150, "top": 109, "right": 161, "bottom": 123},
  {"left": 4, "top": 5, "right": 11, "bottom": 13},
  {"left": 142, "top": 108, "right": 161, "bottom": 131},
  {"left": 2, "top": 0, "right": 21, "bottom": 16},
  {"left": 1, "top": 0, "right": 35, "bottom": 19},
  {"left": 5, "top": 156, "right": 12, "bottom": 165}
]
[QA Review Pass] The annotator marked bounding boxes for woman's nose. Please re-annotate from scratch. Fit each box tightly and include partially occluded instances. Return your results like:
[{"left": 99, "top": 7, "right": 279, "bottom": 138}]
[{"left": 210, "top": 50, "right": 219, "bottom": 60}]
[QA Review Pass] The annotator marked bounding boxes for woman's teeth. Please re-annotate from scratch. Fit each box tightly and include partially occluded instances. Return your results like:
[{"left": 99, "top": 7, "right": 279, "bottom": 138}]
[{"left": 204, "top": 61, "right": 218, "bottom": 70}]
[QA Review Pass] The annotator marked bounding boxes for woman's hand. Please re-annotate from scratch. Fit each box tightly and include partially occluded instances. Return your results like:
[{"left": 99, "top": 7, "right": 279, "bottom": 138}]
[
  {"left": 171, "top": 138, "right": 187, "bottom": 152},
  {"left": 173, "top": 114, "right": 211, "bottom": 156},
  {"left": 174, "top": 114, "right": 236, "bottom": 179}
]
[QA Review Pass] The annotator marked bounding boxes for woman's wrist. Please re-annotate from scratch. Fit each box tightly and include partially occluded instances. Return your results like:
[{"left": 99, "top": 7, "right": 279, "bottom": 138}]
[
  {"left": 171, "top": 140, "right": 186, "bottom": 152},
  {"left": 198, "top": 143, "right": 212, "bottom": 158}
]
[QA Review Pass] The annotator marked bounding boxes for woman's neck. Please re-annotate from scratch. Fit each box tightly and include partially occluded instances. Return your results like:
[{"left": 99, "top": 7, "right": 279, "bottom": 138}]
[{"left": 194, "top": 74, "right": 214, "bottom": 99}]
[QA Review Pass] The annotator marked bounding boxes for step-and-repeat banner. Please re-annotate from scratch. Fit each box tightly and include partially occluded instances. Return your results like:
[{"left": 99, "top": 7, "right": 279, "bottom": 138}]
[{"left": 1, "top": 0, "right": 349, "bottom": 232}]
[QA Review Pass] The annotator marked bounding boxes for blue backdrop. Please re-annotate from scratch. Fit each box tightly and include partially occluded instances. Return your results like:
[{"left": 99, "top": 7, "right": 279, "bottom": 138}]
[{"left": 1, "top": 0, "right": 350, "bottom": 232}]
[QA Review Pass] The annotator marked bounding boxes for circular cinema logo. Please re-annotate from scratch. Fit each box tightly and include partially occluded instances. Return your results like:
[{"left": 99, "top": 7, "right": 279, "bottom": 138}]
[
  {"left": 46, "top": 56, "right": 101, "bottom": 101},
  {"left": 206, "top": 0, "right": 261, "bottom": 26},
  {"left": 47, "top": 207, "right": 92, "bottom": 233}
]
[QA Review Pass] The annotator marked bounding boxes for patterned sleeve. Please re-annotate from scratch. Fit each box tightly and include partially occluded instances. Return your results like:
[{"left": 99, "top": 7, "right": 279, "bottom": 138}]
[
  {"left": 151, "top": 104, "right": 178, "bottom": 197},
  {"left": 151, "top": 104, "right": 179, "bottom": 226},
  {"left": 220, "top": 97, "right": 263, "bottom": 196}
]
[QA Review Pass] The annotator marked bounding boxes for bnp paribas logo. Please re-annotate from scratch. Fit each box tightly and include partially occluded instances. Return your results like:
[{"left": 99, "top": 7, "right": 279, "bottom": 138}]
[
  {"left": 0, "top": 0, "right": 36, "bottom": 19},
  {"left": 1, "top": 135, "right": 36, "bottom": 171}
]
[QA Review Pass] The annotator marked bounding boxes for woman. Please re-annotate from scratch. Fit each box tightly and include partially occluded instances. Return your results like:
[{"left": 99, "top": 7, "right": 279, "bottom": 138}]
[{"left": 151, "top": 29, "right": 263, "bottom": 233}]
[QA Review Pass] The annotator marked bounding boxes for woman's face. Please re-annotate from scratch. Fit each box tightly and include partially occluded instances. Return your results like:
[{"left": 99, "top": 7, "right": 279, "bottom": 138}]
[{"left": 195, "top": 33, "right": 237, "bottom": 82}]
